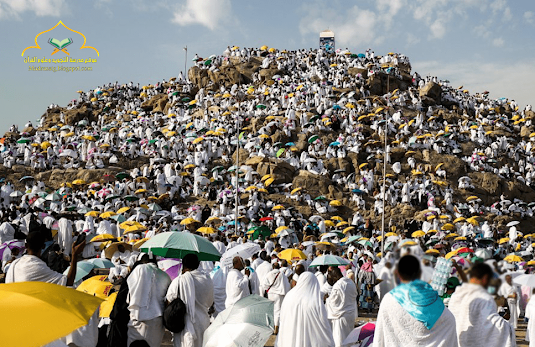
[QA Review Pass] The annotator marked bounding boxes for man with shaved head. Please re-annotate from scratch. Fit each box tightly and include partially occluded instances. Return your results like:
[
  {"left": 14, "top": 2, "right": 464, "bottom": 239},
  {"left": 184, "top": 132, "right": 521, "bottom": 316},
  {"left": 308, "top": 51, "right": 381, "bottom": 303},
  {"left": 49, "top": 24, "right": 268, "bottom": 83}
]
[{"left": 225, "top": 256, "right": 251, "bottom": 308}]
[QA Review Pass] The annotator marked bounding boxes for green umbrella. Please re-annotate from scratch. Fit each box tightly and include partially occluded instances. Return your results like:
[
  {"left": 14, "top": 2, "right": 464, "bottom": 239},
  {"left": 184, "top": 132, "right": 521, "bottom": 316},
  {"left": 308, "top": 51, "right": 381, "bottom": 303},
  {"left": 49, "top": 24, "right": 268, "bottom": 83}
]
[
  {"left": 17, "top": 138, "right": 32, "bottom": 144},
  {"left": 116, "top": 172, "right": 129, "bottom": 180},
  {"left": 314, "top": 196, "right": 326, "bottom": 200},
  {"left": 203, "top": 295, "right": 274, "bottom": 347},
  {"left": 276, "top": 148, "right": 285, "bottom": 158},
  {"left": 358, "top": 239, "right": 373, "bottom": 248},
  {"left": 124, "top": 195, "right": 139, "bottom": 201},
  {"left": 204, "top": 59, "right": 212, "bottom": 66},
  {"left": 147, "top": 203, "right": 161, "bottom": 211},
  {"left": 308, "top": 135, "right": 319, "bottom": 143},
  {"left": 140, "top": 232, "right": 221, "bottom": 260},
  {"left": 309, "top": 255, "right": 349, "bottom": 267},
  {"left": 256, "top": 104, "right": 267, "bottom": 109},
  {"left": 149, "top": 139, "right": 158, "bottom": 145},
  {"left": 346, "top": 235, "right": 362, "bottom": 244},
  {"left": 110, "top": 214, "right": 126, "bottom": 223}
]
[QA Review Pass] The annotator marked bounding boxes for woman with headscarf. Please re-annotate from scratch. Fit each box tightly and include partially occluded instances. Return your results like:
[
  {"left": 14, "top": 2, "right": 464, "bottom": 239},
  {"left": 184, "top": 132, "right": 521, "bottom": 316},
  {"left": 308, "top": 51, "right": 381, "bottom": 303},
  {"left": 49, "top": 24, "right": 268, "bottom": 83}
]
[
  {"left": 358, "top": 257, "right": 377, "bottom": 313},
  {"left": 276, "top": 272, "right": 334, "bottom": 347}
]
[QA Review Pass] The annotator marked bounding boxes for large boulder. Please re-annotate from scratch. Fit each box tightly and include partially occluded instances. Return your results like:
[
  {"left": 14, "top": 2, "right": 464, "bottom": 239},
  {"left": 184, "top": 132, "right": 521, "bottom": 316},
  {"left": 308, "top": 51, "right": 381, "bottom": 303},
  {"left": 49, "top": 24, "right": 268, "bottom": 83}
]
[
  {"left": 419, "top": 82, "right": 442, "bottom": 103},
  {"left": 292, "top": 170, "right": 333, "bottom": 197},
  {"left": 140, "top": 94, "right": 168, "bottom": 113},
  {"left": 256, "top": 159, "right": 296, "bottom": 184}
]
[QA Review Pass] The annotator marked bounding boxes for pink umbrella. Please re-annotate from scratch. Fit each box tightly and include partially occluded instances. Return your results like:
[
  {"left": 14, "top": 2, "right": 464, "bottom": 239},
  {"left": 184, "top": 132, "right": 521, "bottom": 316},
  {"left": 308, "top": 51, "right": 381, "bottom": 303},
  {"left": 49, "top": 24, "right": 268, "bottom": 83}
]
[
  {"left": 342, "top": 322, "right": 375, "bottom": 347},
  {"left": 89, "top": 182, "right": 101, "bottom": 189},
  {"left": 0, "top": 240, "right": 25, "bottom": 260}
]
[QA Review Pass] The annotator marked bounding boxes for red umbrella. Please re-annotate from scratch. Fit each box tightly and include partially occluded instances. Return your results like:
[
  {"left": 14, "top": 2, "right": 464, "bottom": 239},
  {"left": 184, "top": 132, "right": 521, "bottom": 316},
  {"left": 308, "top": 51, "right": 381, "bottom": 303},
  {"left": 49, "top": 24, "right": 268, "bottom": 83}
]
[
  {"left": 456, "top": 247, "right": 474, "bottom": 254},
  {"left": 259, "top": 217, "right": 273, "bottom": 222}
]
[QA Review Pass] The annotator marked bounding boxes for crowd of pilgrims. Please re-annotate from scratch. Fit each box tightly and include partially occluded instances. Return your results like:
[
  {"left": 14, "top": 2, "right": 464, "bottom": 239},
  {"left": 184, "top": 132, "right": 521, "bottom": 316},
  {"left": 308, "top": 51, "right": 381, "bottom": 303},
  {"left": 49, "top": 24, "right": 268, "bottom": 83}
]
[{"left": 0, "top": 45, "right": 535, "bottom": 346}]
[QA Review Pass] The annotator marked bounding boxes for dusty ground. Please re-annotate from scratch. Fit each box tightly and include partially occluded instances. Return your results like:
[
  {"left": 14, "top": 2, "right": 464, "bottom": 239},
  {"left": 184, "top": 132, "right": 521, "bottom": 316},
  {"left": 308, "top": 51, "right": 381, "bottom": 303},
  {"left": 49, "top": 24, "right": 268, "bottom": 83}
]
[{"left": 161, "top": 312, "right": 530, "bottom": 346}]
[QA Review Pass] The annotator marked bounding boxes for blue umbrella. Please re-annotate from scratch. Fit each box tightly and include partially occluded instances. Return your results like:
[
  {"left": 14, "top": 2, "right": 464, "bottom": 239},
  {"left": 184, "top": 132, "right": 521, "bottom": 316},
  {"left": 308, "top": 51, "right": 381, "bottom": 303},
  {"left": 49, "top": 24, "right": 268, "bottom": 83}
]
[
  {"left": 285, "top": 142, "right": 295, "bottom": 147},
  {"left": 310, "top": 255, "right": 349, "bottom": 267},
  {"left": 358, "top": 53, "right": 365, "bottom": 58},
  {"left": 63, "top": 262, "right": 95, "bottom": 283},
  {"left": 329, "top": 141, "right": 340, "bottom": 146},
  {"left": 333, "top": 104, "right": 341, "bottom": 110},
  {"left": 83, "top": 258, "right": 115, "bottom": 269},
  {"left": 352, "top": 189, "right": 364, "bottom": 194}
]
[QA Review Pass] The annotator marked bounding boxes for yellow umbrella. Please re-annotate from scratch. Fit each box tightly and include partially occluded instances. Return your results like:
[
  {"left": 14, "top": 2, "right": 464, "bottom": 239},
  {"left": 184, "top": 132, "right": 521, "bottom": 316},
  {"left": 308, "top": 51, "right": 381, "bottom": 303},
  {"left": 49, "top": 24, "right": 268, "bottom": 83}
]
[
  {"left": 441, "top": 223, "right": 455, "bottom": 231},
  {"left": 90, "top": 234, "right": 115, "bottom": 243},
  {"left": 445, "top": 251, "right": 458, "bottom": 259},
  {"left": 466, "top": 196, "right": 479, "bottom": 202},
  {"left": 385, "top": 232, "right": 398, "bottom": 237},
  {"left": 343, "top": 226, "right": 355, "bottom": 233},
  {"left": 466, "top": 217, "right": 479, "bottom": 226},
  {"left": 454, "top": 236, "right": 467, "bottom": 241},
  {"left": 444, "top": 233, "right": 459, "bottom": 239},
  {"left": 180, "top": 218, "right": 200, "bottom": 225},
  {"left": 336, "top": 221, "right": 348, "bottom": 227},
  {"left": 82, "top": 135, "right": 96, "bottom": 141},
  {"left": 498, "top": 237, "right": 510, "bottom": 245},
  {"left": 72, "top": 179, "right": 86, "bottom": 185},
  {"left": 134, "top": 189, "right": 147, "bottom": 195},
  {"left": 275, "top": 226, "right": 289, "bottom": 233},
  {"left": 123, "top": 224, "right": 147, "bottom": 234},
  {"left": 193, "top": 137, "right": 204, "bottom": 144},
  {"left": 0, "top": 281, "right": 102, "bottom": 347},
  {"left": 330, "top": 200, "right": 342, "bottom": 207},
  {"left": 425, "top": 249, "right": 440, "bottom": 255},
  {"left": 401, "top": 241, "right": 418, "bottom": 247},
  {"left": 278, "top": 249, "right": 306, "bottom": 262},
  {"left": 504, "top": 254, "right": 523, "bottom": 263},
  {"left": 245, "top": 186, "right": 257, "bottom": 192},
  {"left": 453, "top": 217, "right": 465, "bottom": 223},
  {"left": 119, "top": 221, "right": 143, "bottom": 229},
  {"left": 265, "top": 177, "right": 275, "bottom": 187},
  {"left": 100, "top": 211, "right": 116, "bottom": 219},
  {"left": 133, "top": 238, "right": 149, "bottom": 250},
  {"left": 184, "top": 164, "right": 196, "bottom": 169},
  {"left": 77, "top": 275, "right": 113, "bottom": 299},
  {"left": 272, "top": 205, "right": 285, "bottom": 210},
  {"left": 99, "top": 292, "right": 118, "bottom": 318},
  {"left": 117, "top": 207, "right": 131, "bottom": 214},
  {"left": 261, "top": 174, "right": 272, "bottom": 182},
  {"left": 412, "top": 230, "right": 426, "bottom": 238},
  {"left": 197, "top": 226, "right": 216, "bottom": 234},
  {"left": 324, "top": 220, "right": 335, "bottom": 227},
  {"left": 358, "top": 163, "right": 368, "bottom": 169},
  {"left": 84, "top": 211, "right": 99, "bottom": 217},
  {"left": 291, "top": 187, "right": 302, "bottom": 195},
  {"left": 205, "top": 216, "right": 222, "bottom": 224}
]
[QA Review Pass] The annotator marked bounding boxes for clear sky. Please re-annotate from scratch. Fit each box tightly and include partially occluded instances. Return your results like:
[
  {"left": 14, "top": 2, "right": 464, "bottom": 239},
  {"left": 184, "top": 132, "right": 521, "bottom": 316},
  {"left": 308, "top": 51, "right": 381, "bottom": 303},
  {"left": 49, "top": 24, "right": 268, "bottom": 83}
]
[{"left": 1, "top": 0, "right": 534, "bottom": 132}]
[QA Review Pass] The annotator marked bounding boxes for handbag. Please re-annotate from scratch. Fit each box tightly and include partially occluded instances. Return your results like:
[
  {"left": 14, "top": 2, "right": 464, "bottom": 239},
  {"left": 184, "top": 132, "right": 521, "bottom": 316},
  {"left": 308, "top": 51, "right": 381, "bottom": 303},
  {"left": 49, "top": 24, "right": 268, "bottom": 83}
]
[{"left": 263, "top": 272, "right": 280, "bottom": 298}]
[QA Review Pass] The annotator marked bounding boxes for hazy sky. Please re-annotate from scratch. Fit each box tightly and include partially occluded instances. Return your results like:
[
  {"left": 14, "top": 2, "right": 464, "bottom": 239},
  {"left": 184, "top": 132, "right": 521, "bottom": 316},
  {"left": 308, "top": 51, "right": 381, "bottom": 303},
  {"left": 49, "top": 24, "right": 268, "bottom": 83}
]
[{"left": 1, "top": 0, "right": 534, "bottom": 132}]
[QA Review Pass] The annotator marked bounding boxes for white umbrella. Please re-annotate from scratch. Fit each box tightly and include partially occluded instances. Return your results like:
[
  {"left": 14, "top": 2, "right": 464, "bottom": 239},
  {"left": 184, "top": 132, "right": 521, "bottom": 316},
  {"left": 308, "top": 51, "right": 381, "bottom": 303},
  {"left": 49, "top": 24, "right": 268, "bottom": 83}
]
[
  {"left": 220, "top": 243, "right": 261, "bottom": 268},
  {"left": 506, "top": 221, "right": 520, "bottom": 227},
  {"left": 9, "top": 191, "right": 23, "bottom": 198},
  {"left": 474, "top": 249, "right": 492, "bottom": 260},
  {"left": 203, "top": 295, "right": 274, "bottom": 347},
  {"left": 514, "top": 274, "right": 535, "bottom": 287},
  {"left": 309, "top": 215, "right": 324, "bottom": 222}
]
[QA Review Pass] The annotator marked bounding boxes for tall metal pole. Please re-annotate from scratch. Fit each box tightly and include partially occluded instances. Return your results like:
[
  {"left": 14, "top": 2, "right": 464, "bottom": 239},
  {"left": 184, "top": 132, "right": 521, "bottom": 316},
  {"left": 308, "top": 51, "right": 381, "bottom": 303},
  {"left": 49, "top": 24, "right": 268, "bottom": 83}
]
[{"left": 184, "top": 46, "right": 187, "bottom": 79}]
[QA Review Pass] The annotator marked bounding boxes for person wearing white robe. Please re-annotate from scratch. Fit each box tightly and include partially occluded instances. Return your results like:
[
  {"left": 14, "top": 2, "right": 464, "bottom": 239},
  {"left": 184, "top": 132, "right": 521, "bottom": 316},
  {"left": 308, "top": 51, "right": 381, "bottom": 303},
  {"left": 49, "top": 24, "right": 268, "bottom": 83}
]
[
  {"left": 166, "top": 254, "right": 214, "bottom": 347},
  {"left": 526, "top": 290, "right": 535, "bottom": 346},
  {"left": 225, "top": 256, "right": 251, "bottom": 308},
  {"left": 276, "top": 272, "right": 334, "bottom": 347},
  {"left": 57, "top": 217, "right": 73, "bottom": 256},
  {"left": 449, "top": 262, "right": 516, "bottom": 347},
  {"left": 498, "top": 274, "right": 521, "bottom": 329},
  {"left": 262, "top": 263, "right": 291, "bottom": 333},
  {"left": 375, "top": 255, "right": 458, "bottom": 347},
  {"left": 376, "top": 261, "right": 396, "bottom": 302},
  {"left": 326, "top": 268, "right": 358, "bottom": 347},
  {"left": 210, "top": 264, "right": 227, "bottom": 317},
  {"left": 126, "top": 257, "right": 171, "bottom": 347}
]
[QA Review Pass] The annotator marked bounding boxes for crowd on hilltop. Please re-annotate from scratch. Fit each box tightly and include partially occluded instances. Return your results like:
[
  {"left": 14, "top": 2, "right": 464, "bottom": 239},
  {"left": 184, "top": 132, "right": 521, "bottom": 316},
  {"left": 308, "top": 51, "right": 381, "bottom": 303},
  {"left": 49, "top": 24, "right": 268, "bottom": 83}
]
[{"left": 1, "top": 45, "right": 535, "bottom": 347}]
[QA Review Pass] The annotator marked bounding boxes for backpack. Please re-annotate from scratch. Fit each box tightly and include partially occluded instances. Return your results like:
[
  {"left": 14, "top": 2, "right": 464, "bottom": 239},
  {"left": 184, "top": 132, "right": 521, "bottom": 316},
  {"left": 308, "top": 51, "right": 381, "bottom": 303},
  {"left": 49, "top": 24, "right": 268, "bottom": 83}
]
[{"left": 163, "top": 297, "right": 187, "bottom": 333}]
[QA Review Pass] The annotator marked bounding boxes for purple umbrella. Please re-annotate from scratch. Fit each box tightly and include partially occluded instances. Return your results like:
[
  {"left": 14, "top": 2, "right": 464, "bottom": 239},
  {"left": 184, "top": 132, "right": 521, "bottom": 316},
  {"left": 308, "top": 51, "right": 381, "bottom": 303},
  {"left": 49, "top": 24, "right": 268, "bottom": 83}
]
[
  {"left": 342, "top": 322, "right": 375, "bottom": 347},
  {"left": 158, "top": 259, "right": 182, "bottom": 280},
  {"left": 0, "top": 240, "right": 25, "bottom": 260}
]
